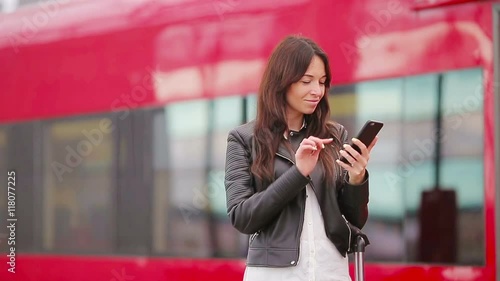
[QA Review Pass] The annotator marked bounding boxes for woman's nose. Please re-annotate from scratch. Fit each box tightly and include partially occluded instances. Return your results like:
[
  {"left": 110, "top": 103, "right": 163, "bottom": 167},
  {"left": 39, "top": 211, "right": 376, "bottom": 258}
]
[{"left": 310, "top": 83, "right": 322, "bottom": 96}]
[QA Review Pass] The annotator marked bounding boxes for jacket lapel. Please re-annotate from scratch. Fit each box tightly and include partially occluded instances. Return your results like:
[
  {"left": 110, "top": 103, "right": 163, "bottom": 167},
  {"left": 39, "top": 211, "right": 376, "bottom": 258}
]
[{"left": 276, "top": 141, "right": 295, "bottom": 163}]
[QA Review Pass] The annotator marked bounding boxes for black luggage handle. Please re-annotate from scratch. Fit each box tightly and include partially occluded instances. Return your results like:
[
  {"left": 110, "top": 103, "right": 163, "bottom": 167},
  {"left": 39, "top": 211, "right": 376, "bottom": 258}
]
[
  {"left": 347, "top": 223, "right": 369, "bottom": 281},
  {"left": 347, "top": 222, "right": 370, "bottom": 254},
  {"left": 354, "top": 234, "right": 368, "bottom": 253}
]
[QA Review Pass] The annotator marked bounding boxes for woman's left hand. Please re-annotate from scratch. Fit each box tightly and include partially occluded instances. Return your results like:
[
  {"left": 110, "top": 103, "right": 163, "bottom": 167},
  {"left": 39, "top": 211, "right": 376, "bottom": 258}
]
[{"left": 336, "top": 136, "right": 379, "bottom": 185}]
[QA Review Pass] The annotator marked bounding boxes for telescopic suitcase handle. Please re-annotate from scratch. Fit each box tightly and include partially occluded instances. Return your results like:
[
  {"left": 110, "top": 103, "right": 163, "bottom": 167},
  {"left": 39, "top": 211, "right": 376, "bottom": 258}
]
[{"left": 348, "top": 224, "right": 370, "bottom": 281}]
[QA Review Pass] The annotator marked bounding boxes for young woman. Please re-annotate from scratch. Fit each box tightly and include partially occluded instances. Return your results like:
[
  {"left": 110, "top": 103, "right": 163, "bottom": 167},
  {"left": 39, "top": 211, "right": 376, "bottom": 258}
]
[{"left": 224, "top": 35, "right": 378, "bottom": 281}]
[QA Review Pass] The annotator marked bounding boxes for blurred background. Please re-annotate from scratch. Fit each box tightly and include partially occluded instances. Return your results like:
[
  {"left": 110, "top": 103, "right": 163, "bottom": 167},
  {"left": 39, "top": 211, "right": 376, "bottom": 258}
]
[{"left": 0, "top": 0, "right": 498, "bottom": 280}]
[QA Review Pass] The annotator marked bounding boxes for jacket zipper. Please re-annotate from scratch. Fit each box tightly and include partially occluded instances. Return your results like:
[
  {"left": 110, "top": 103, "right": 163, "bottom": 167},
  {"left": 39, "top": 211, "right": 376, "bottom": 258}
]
[
  {"left": 275, "top": 152, "right": 307, "bottom": 265},
  {"left": 342, "top": 214, "right": 352, "bottom": 253},
  {"left": 275, "top": 152, "right": 294, "bottom": 164},
  {"left": 250, "top": 230, "right": 260, "bottom": 243}
]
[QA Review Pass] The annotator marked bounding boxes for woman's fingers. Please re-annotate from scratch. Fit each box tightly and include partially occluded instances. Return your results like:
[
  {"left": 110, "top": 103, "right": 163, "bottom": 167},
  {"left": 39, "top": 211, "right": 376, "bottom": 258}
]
[
  {"left": 339, "top": 148, "right": 356, "bottom": 165},
  {"left": 307, "top": 136, "right": 333, "bottom": 149},
  {"left": 297, "top": 139, "right": 319, "bottom": 153},
  {"left": 300, "top": 144, "right": 318, "bottom": 152},
  {"left": 335, "top": 137, "right": 379, "bottom": 183},
  {"left": 343, "top": 143, "right": 368, "bottom": 166},
  {"left": 295, "top": 136, "right": 336, "bottom": 176},
  {"left": 336, "top": 158, "right": 364, "bottom": 175},
  {"left": 300, "top": 139, "right": 317, "bottom": 150},
  {"left": 296, "top": 136, "right": 334, "bottom": 158},
  {"left": 351, "top": 138, "right": 368, "bottom": 156},
  {"left": 335, "top": 159, "right": 352, "bottom": 170}
]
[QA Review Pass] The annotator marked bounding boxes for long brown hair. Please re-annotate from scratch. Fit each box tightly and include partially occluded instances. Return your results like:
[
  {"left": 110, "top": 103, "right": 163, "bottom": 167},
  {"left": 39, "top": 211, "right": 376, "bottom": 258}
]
[{"left": 251, "top": 35, "right": 343, "bottom": 189}]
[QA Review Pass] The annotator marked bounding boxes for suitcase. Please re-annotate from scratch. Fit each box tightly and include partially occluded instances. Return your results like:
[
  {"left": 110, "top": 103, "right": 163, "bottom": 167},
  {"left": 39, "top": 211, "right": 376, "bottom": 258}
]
[
  {"left": 349, "top": 225, "right": 370, "bottom": 281},
  {"left": 418, "top": 188, "right": 457, "bottom": 263}
]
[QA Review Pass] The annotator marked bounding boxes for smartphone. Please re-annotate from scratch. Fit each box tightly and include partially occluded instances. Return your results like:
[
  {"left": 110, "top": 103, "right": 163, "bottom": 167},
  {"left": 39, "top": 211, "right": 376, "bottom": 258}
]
[{"left": 339, "top": 120, "right": 383, "bottom": 164}]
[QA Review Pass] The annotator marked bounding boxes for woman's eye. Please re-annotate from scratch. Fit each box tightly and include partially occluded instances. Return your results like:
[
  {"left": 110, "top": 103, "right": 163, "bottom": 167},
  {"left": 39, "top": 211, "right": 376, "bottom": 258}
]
[{"left": 302, "top": 81, "right": 311, "bottom": 84}]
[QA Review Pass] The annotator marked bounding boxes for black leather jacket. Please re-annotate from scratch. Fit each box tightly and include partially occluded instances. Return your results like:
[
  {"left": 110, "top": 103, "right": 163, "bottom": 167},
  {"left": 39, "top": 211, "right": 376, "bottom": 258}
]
[{"left": 224, "top": 120, "right": 369, "bottom": 267}]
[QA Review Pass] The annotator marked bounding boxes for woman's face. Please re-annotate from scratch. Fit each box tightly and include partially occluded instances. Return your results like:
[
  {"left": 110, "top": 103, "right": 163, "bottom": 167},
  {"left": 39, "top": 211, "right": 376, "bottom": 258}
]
[{"left": 285, "top": 55, "right": 326, "bottom": 118}]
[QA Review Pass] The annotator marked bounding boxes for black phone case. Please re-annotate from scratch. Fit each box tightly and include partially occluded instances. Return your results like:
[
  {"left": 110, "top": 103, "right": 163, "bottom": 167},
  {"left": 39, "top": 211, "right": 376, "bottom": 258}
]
[{"left": 340, "top": 120, "right": 383, "bottom": 164}]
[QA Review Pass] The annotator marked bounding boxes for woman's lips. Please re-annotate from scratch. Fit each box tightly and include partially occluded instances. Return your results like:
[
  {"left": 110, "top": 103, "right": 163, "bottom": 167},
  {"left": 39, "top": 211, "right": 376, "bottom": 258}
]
[{"left": 305, "top": 100, "right": 319, "bottom": 104}]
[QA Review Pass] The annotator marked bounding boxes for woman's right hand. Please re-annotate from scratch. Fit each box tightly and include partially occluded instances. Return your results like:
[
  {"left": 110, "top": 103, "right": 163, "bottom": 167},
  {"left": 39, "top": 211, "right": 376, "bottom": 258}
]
[{"left": 295, "top": 136, "right": 334, "bottom": 176}]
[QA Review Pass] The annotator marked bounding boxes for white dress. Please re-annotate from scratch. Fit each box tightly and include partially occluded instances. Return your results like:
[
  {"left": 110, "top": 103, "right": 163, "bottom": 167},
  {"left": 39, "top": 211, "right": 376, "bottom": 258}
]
[{"left": 243, "top": 184, "right": 351, "bottom": 281}]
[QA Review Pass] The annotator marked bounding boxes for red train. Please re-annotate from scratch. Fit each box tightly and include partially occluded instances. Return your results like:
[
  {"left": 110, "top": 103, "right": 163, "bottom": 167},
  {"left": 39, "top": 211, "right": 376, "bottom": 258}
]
[{"left": 0, "top": 0, "right": 498, "bottom": 280}]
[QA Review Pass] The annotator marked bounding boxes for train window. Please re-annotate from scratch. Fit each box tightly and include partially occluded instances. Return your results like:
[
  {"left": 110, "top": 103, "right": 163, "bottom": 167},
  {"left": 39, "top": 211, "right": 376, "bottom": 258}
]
[
  {"left": 152, "top": 100, "right": 212, "bottom": 256},
  {"left": 245, "top": 94, "right": 257, "bottom": 122},
  {"left": 152, "top": 96, "right": 248, "bottom": 257},
  {"left": 439, "top": 68, "right": 484, "bottom": 264},
  {"left": 41, "top": 117, "right": 116, "bottom": 253},
  {"left": 329, "top": 68, "right": 484, "bottom": 265},
  {"left": 208, "top": 96, "right": 248, "bottom": 257}
]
